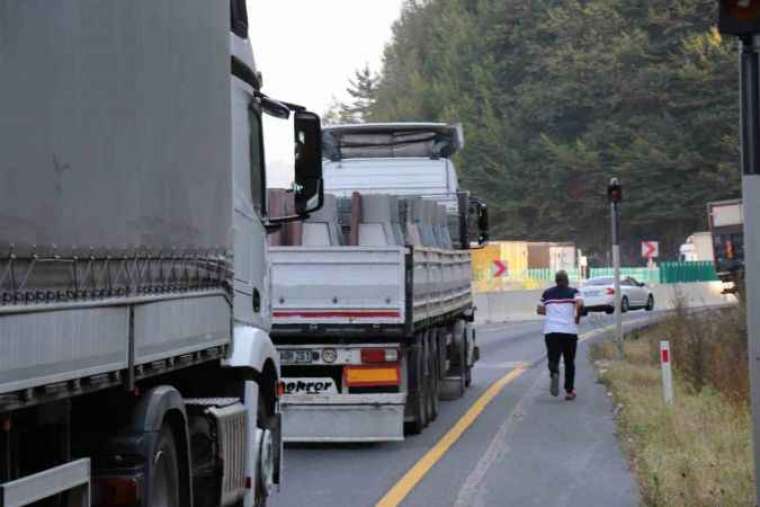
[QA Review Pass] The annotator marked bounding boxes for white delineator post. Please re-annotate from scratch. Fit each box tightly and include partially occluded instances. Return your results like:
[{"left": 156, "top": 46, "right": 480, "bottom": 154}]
[{"left": 660, "top": 341, "right": 673, "bottom": 405}]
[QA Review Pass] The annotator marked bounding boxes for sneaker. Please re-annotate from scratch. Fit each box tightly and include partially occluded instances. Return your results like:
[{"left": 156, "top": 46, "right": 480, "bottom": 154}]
[
  {"left": 565, "top": 390, "right": 576, "bottom": 401},
  {"left": 550, "top": 373, "right": 559, "bottom": 397}
]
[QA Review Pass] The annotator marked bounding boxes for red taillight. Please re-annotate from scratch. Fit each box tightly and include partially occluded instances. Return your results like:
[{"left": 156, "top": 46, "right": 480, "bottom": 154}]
[
  {"left": 361, "top": 348, "right": 386, "bottom": 363},
  {"left": 361, "top": 348, "right": 399, "bottom": 363},
  {"left": 277, "top": 381, "right": 285, "bottom": 398},
  {"left": 606, "top": 288, "right": 615, "bottom": 295},
  {"left": 93, "top": 477, "right": 141, "bottom": 507}
]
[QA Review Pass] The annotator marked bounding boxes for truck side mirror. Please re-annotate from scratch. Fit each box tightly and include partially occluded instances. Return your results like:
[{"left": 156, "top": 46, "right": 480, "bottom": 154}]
[{"left": 293, "top": 111, "right": 324, "bottom": 216}]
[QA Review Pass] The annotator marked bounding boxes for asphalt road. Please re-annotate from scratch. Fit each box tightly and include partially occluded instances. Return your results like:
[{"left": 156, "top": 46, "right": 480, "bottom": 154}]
[{"left": 270, "top": 311, "right": 658, "bottom": 507}]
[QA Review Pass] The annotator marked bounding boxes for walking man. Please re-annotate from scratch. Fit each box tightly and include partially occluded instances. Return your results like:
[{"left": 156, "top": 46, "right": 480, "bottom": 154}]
[{"left": 537, "top": 270, "right": 584, "bottom": 400}]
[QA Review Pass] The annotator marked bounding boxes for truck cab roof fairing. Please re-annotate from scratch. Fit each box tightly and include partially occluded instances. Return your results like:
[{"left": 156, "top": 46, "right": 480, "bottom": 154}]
[{"left": 322, "top": 123, "right": 465, "bottom": 161}]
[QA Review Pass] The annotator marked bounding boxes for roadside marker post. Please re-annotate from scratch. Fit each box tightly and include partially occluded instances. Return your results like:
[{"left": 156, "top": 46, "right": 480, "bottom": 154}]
[{"left": 660, "top": 341, "right": 673, "bottom": 405}]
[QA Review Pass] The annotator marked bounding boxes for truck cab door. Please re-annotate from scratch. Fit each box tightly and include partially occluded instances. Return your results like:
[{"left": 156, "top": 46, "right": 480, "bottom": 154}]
[{"left": 231, "top": 75, "right": 270, "bottom": 330}]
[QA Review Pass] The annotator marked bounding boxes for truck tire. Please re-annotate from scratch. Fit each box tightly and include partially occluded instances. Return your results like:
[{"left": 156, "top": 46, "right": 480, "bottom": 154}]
[
  {"left": 427, "top": 333, "right": 439, "bottom": 421},
  {"left": 150, "top": 426, "right": 181, "bottom": 507},
  {"left": 464, "top": 325, "right": 475, "bottom": 388},
  {"left": 405, "top": 344, "right": 428, "bottom": 435},
  {"left": 449, "top": 322, "right": 467, "bottom": 399},
  {"left": 256, "top": 388, "right": 277, "bottom": 507}
]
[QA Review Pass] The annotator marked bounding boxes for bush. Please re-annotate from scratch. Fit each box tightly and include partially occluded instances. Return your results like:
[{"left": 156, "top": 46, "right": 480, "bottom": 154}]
[
  {"left": 591, "top": 301, "right": 753, "bottom": 506},
  {"left": 659, "top": 300, "right": 748, "bottom": 403}
]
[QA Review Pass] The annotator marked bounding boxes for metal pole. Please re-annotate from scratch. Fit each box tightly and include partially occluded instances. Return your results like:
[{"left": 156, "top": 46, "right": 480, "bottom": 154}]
[
  {"left": 611, "top": 201, "right": 623, "bottom": 358},
  {"left": 740, "top": 35, "right": 760, "bottom": 506}
]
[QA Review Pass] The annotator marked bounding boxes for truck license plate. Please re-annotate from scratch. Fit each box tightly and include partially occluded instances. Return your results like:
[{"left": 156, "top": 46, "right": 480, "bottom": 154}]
[
  {"left": 280, "top": 349, "right": 315, "bottom": 365},
  {"left": 282, "top": 377, "right": 338, "bottom": 395}
]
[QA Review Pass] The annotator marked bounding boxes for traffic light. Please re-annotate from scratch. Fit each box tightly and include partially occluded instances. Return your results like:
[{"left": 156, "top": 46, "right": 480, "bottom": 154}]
[
  {"left": 719, "top": 0, "right": 760, "bottom": 36},
  {"left": 608, "top": 178, "right": 622, "bottom": 204}
]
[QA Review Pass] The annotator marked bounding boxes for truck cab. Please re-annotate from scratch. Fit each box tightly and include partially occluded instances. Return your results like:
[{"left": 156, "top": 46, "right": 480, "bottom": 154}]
[{"left": 0, "top": 2, "right": 322, "bottom": 506}]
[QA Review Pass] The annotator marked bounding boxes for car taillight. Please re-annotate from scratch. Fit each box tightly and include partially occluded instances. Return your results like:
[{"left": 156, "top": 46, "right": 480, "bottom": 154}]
[
  {"left": 606, "top": 288, "right": 615, "bottom": 295},
  {"left": 361, "top": 348, "right": 399, "bottom": 363}
]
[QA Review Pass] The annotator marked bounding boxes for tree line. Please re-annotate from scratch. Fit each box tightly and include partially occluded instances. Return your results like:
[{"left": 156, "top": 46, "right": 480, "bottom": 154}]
[{"left": 328, "top": 0, "right": 741, "bottom": 265}]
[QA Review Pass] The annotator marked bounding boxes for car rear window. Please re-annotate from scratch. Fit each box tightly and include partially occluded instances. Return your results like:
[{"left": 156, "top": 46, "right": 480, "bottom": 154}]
[{"left": 586, "top": 277, "right": 613, "bottom": 286}]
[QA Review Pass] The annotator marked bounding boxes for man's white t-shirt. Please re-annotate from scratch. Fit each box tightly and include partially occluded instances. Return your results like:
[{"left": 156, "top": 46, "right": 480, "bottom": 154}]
[{"left": 540, "top": 285, "right": 583, "bottom": 335}]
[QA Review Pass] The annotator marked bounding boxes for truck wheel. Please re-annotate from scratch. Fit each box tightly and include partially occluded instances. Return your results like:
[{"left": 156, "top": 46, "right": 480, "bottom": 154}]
[
  {"left": 150, "top": 426, "right": 181, "bottom": 507},
  {"left": 256, "top": 389, "right": 277, "bottom": 507},
  {"left": 427, "top": 334, "right": 439, "bottom": 421},
  {"left": 406, "top": 344, "right": 428, "bottom": 435},
  {"left": 452, "top": 326, "right": 467, "bottom": 398},
  {"left": 464, "top": 326, "right": 474, "bottom": 388}
]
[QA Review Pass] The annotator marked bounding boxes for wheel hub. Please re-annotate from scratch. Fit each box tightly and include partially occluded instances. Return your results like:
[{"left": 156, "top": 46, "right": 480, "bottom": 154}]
[{"left": 256, "top": 427, "right": 275, "bottom": 496}]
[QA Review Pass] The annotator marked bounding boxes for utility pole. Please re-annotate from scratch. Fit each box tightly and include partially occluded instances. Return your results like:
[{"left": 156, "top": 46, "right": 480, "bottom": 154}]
[
  {"left": 741, "top": 34, "right": 760, "bottom": 507},
  {"left": 718, "top": 2, "right": 760, "bottom": 503},
  {"left": 608, "top": 178, "right": 624, "bottom": 358}
]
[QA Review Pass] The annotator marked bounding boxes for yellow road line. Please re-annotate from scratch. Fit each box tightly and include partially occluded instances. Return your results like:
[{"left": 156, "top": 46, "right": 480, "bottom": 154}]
[
  {"left": 375, "top": 363, "right": 528, "bottom": 507},
  {"left": 375, "top": 325, "right": 618, "bottom": 507}
]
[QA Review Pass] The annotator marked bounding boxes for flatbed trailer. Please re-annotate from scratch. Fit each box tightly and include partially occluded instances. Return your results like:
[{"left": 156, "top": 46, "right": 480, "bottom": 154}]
[
  {"left": 270, "top": 245, "right": 476, "bottom": 441},
  {"left": 270, "top": 122, "right": 487, "bottom": 442}
]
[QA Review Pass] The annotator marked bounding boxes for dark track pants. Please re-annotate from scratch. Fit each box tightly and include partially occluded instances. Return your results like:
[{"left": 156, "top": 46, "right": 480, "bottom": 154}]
[{"left": 545, "top": 333, "right": 578, "bottom": 392}]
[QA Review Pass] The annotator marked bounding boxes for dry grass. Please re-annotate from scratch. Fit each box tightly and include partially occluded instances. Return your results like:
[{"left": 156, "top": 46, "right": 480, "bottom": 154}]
[{"left": 591, "top": 306, "right": 753, "bottom": 507}]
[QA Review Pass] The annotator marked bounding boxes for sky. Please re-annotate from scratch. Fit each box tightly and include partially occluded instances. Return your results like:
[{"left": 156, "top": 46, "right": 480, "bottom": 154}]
[{"left": 248, "top": 0, "right": 405, "bottom": 186}]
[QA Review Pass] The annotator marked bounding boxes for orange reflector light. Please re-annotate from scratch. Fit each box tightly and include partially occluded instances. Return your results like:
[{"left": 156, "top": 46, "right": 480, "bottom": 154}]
[{"left": 344, "top": 365, "right": 400, "bottom": 387}]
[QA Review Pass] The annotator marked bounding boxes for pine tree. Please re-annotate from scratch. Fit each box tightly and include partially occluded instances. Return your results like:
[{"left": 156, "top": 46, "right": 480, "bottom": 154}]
[
  {"left": 368, "top": 0, "right": 741, "bottom": 263},
  {"left": 337, "top": 65, "right": 378, "bottom": 124}
]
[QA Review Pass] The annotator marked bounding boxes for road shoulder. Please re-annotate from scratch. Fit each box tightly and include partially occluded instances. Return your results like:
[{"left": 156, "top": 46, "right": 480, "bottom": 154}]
[{"left": 454, "top": 338, "right": 640, "bottom": 507}]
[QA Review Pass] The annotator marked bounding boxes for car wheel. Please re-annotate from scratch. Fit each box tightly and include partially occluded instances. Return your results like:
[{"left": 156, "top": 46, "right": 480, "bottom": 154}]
[
  {"left": 621, "top": 296, "right": 629, "bottom": 313},
  {"left": 645, "top": 295, "right": 654, "bottom": 311}
]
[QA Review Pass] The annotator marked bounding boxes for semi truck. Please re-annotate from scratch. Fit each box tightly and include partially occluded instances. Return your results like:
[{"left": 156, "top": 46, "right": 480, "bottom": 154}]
[
  {"left": 268, "top": 123, "right": 488, "bottom": 442},
  {"left": 0, "top": 1, "right": 323, "bottom": 506},
  {"left": 708, "top": 199, "right": 744, "bottom": 293}
]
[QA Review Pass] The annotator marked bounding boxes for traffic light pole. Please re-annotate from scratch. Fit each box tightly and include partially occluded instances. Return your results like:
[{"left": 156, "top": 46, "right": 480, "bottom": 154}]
[
  {"left": 740, "top": 34, "right": 760, "bottom": 507},
  {"left": 610, "top": 201, "right": 623, "bottom": 359}
]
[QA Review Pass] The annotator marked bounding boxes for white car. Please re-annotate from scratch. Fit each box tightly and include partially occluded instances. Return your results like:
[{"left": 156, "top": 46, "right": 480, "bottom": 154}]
[{"left": 579, "top": 276, "right": 655, "bottom": 314}]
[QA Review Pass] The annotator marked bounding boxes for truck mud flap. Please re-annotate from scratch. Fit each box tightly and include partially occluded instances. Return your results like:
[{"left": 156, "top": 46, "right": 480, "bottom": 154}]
[{"left": 281, "top": 393, "right": 406, "bottom": 443}]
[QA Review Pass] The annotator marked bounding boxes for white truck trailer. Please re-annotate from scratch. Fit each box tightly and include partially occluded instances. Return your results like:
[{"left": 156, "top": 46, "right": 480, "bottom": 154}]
[
  {"left": 269, "top": 123, "right": 488, "bottom": 442},
  {"left": 0, "top": 2, "right": 323, "bottom": 506}
]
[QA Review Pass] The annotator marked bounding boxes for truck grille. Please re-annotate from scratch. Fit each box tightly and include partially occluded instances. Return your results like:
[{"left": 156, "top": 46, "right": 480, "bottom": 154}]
[{"left": 202, "top": 401, "right": 248, "bottom": 506}]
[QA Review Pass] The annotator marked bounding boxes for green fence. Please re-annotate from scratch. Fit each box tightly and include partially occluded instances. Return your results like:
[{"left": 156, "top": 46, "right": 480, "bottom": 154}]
[
  {"left": 589, "top": 267, "right": 661, "bottom": 284},
  {"left": 523, "top": 268, "right": 582, "bottom": 283},
  {"left": 588, "top": 262, "right": 718, "bottom": 284},
  {"left": 659, "top": 261, "right": 718, "bottom": 283}
]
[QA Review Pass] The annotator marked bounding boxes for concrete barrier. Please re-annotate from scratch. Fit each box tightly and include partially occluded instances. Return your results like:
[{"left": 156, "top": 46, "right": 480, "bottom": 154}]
[{"left": 475, "top": 282, "right": 738, "bottom": 324}]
